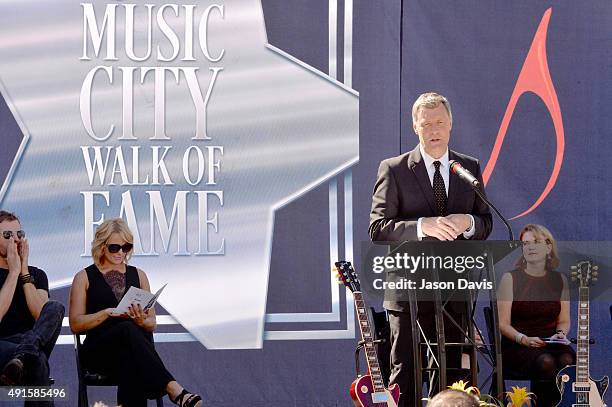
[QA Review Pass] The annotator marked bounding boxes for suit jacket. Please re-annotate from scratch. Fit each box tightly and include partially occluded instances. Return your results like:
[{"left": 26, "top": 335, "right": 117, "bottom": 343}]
[{"left": 369, "top": 145, "right": 493, "bottom": 312}]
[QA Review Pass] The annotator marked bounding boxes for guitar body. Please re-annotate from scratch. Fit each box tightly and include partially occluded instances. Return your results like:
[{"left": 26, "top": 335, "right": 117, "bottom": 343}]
[
  {"left": 555, "top": 365, "right": 609, "bottom": 407},
  {"left": 349, "top": 375, "right": 400, "bottom": 407}
]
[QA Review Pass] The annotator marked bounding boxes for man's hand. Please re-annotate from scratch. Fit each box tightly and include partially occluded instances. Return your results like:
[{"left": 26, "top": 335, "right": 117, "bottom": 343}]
[
  {"left": 6, "top": 238, "right": 21, "bottom": 275},
  {"left": 18, "top": 239, "right": 29, "bottom": 275},
  {"left": 444, "top": 214, "right": 472, "bottom": 234},
  {"left": 421, "top": 217, "right": 462, "bottom": 241}
]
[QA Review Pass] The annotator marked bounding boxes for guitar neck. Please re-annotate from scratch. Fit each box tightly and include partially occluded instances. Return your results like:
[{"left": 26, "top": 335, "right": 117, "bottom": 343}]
[
  {"left": 576, "top": 286, "right": 590, "bottom": 383},
  {"left": 353, "top": 291, "right": 386, "bottom": 393}
]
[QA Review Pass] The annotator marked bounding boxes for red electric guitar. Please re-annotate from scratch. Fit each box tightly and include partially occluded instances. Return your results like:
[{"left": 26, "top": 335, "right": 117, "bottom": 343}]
[{"left": 335, "top": 261, "right": 401, "bottom": 407}]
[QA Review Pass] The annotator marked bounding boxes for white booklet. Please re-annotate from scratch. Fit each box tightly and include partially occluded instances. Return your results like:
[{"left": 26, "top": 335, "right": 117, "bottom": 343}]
[
  {"left": 541, "top": 336, "right": 571, "bottom": 345},
  {"left": 110, "top": 284, "right": 167, "bottom": 316}
]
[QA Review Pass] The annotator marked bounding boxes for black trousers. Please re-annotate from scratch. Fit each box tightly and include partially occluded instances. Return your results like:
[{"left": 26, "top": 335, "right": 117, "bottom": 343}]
[
  {"left": 82, "top": 321, "right": 174, "bottom": 407},
  {"left": 0, "top": 300, "right": 65, "bottom": 407},
  {"left": 388, "top": 302, "right": 469, "bottom": 407}
]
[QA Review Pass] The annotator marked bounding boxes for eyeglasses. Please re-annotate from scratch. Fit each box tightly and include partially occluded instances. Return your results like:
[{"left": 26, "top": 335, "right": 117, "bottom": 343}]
[
  {"left": 106, "top": 243, "right": 134, "bottom": 254},
  {"left": 2, "top": 230, "right": 25, "bottom": 240},
  {"left": 522, "top": 239, "right": 547, "bottom": 247}
]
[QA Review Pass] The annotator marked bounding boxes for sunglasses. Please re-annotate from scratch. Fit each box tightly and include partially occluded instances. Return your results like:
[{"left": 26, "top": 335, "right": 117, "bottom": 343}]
[
  {"left": 2, "top": 230, "right": 26, "bottom": 240},
  {"left": 106, "top": 243, "right": 134, "bottom": 254}
]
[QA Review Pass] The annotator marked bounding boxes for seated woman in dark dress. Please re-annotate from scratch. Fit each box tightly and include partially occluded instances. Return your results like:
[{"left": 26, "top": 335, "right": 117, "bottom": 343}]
[
  {"left": 498, "top": 224, "right": 575, "bottom": 407},
  {"left": 68, "top": 218, "right": 203, "bottom": 407}
]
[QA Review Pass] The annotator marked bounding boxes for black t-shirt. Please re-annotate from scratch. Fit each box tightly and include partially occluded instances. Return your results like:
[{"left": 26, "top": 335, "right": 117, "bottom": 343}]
[{"left": 0, "top": 266, "right": 50, "bottom": 337}]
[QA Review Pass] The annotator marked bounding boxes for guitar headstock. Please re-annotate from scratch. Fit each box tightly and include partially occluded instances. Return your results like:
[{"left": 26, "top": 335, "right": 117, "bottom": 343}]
[
  {"left": 334, "top": 261, "right": 361, "bottom": 292},
  {"left": 570, "top": 260, "right": 599, "bottom": 287}
]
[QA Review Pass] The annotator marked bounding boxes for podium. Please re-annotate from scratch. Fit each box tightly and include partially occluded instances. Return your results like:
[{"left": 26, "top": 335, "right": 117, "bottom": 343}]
[{"left": 360, "top": 240, "right": 521, "bottom": 404}]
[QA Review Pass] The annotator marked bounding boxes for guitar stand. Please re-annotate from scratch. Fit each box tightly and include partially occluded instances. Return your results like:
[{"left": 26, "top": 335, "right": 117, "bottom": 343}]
[
  {"left": 355, "top": 339, "right": 385, "bottom": 377},
  {"left": 410, "top": 249, "right": 507, "bottom": 404}
]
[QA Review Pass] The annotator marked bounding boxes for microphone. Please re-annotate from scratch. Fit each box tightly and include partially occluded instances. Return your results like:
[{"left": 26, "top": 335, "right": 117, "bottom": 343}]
[
  {"left": 448, "top": 159, "right": 514, "bottom": 240},
  {"left": 449, "top": 160, "right": 480, "bottom": 187}
]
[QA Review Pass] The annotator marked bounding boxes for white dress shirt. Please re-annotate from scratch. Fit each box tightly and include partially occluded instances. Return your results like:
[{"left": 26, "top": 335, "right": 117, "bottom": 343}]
[{"left": 416, "top": 144, "right": 475, "bottom": 239}]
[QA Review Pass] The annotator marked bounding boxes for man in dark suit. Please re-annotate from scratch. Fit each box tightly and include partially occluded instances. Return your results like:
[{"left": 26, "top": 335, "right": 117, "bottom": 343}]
[{"left": 369, "top": 92, "right": 492, "bottom": 407}]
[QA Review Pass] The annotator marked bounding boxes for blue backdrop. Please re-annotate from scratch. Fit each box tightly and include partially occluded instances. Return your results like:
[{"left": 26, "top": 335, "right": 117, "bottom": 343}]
[{"left": 0, "top": 1, "right": 610, "bottom": 405}]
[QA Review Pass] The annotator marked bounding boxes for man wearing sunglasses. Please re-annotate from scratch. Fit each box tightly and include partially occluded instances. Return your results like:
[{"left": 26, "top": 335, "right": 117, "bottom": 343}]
[{"left": 0, "top": 210, "right": 64, "bottom": 402}]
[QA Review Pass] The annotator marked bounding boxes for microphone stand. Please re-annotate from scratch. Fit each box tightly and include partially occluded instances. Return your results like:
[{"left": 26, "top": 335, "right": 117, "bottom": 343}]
[
  {"left": 471, "top": 185, "right": 514, "bottom": 241},
  {"left": 449, "top": 160, "right": 514, "bottom": 240}
]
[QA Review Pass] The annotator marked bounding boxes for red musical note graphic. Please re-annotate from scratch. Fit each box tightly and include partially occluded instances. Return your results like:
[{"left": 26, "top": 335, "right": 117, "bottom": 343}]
[{"left": 483, "top": 8, "right": 564, "bottom": 219}]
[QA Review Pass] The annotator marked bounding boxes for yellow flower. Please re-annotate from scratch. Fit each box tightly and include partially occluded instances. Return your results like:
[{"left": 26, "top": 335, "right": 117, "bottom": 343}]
[
  {"left": 449, "top": 380, "right": 481, "bottom": 396},
  {"left": 505, "top": 386, "right": 534, "bottom": 407}
]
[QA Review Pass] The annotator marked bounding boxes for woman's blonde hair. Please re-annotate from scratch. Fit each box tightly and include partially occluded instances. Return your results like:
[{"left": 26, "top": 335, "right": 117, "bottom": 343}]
[
  {"left": 515, "top": 223, "right": 560, "bottom": 271},
  {"left": 91, "top": 218, "right": 134, "bottom": 266}
]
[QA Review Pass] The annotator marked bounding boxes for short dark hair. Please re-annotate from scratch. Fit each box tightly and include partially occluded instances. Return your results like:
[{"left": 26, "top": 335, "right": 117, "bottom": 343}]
[
  {"left": 0, "top": 211, "right": 19, "bottom": 225},
  {"left": 427, "top": 390, "right": 480, "bottom": 407}
]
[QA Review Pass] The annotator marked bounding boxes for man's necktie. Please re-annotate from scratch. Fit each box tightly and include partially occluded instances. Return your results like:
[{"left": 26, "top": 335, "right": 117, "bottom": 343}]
[{"left": 433, "top": 161, "right": 447, "bottom": 216}]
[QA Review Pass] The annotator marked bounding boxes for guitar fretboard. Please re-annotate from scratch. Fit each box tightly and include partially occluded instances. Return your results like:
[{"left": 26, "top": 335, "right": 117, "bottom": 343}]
[
  {"left": 576, "top": 286, "right": 590, "bottom": 385},
  {"left": 353, "top": 291, "right": 386, "bottom": 393}
]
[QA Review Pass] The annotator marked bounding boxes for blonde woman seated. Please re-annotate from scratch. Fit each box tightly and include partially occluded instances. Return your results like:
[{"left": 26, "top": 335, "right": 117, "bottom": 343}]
[
  {"left": 69, "top": 218, "right": 203, "bottom": 407},
  {"left": 498, "top": 224, "right": 575, "bottom": 407}
]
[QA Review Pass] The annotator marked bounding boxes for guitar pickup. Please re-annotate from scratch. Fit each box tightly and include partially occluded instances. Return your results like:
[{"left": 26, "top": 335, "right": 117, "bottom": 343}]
[
  {"left": 372, "top": 392, "right": 390, "bottom": 403},
  {"left": 572, "top": 382, "right": 591, "bottom": 392}
]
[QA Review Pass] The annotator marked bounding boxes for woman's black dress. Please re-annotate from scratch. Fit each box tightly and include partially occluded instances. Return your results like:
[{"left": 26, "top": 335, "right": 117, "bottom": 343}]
[
  {"left": 81, "top": 264, "right": 174, "bottom": 407},
  {"left": 501, "top": 269, "right": 575, "bottom": 407}
]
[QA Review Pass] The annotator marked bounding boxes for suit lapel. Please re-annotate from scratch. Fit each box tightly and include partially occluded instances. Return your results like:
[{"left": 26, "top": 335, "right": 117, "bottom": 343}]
[
  {"left": 447, "top": 150, "right": 461, "bottom": 211},
  {"left": 408, "top": 147, "right": 437, "bottom": 215}
]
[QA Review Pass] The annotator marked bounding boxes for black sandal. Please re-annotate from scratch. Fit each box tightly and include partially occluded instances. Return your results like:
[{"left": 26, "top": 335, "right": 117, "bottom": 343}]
[{"left": 172, "top": 389, "right": 202, "bottom": 407}]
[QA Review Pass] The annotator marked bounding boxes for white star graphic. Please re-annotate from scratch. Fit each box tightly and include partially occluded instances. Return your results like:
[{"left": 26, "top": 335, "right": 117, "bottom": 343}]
[{"left": 0, "top": 1, "right": 358, "bottom": 349}]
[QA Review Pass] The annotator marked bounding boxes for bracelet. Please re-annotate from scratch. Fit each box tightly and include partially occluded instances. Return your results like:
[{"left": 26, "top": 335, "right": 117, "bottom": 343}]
[
  {"left": 515, "top": 333, "right": 525, "bottom": 344},
  {"left": 18, "top": 273, "right": 35, "bottom": 286}
]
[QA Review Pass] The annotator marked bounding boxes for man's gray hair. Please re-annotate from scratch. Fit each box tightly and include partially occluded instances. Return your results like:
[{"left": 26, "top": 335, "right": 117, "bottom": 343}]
[{"left": 412, "top": 92, "right": 453, "bottom": 124}]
